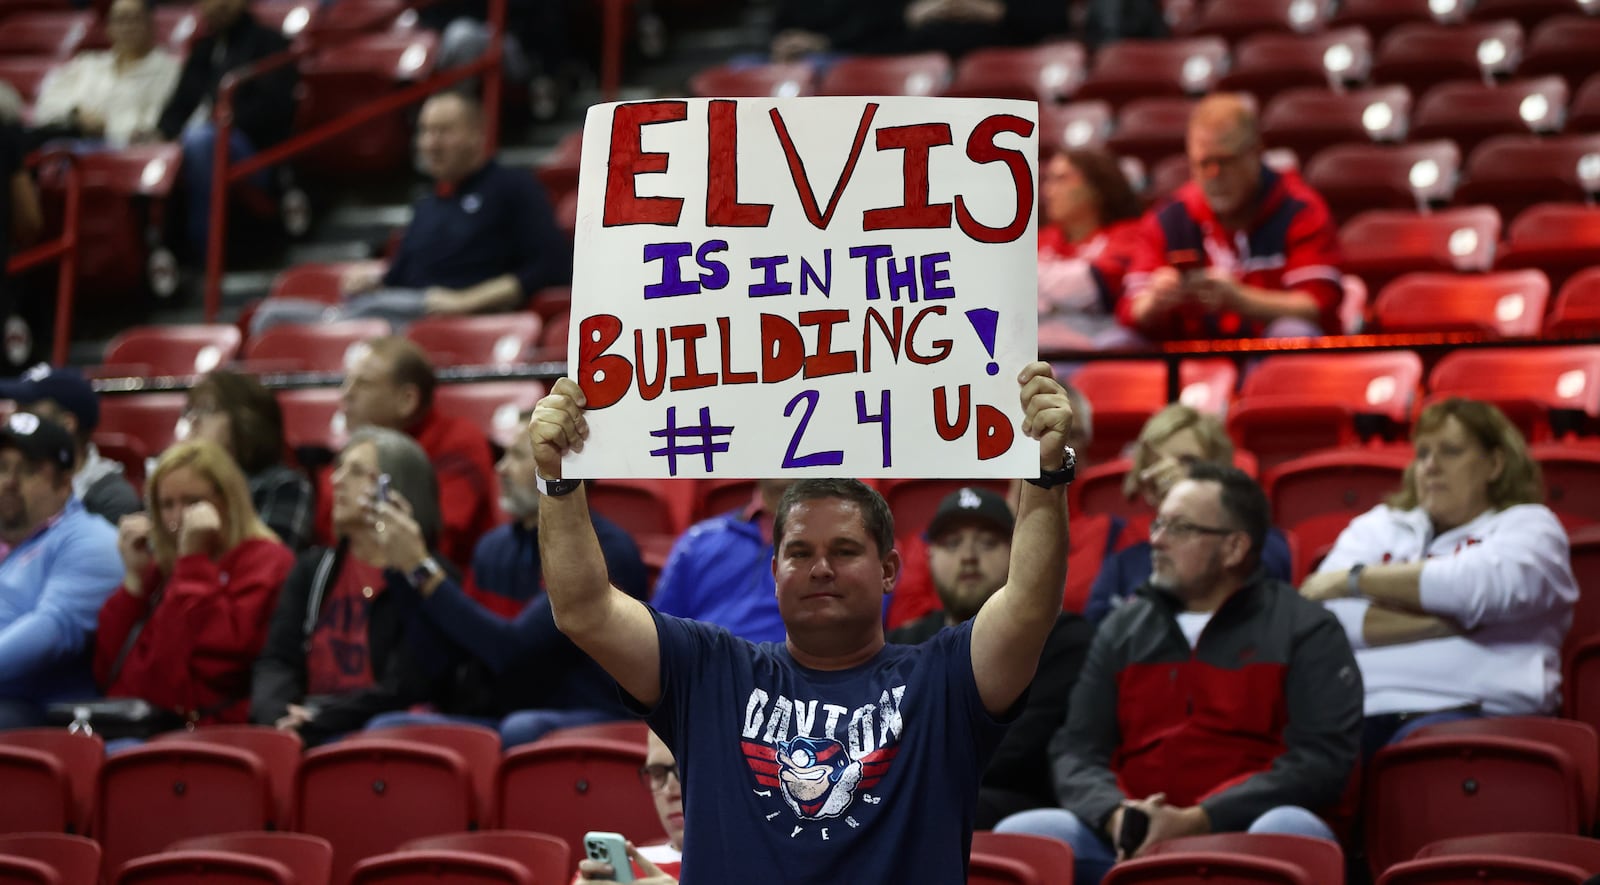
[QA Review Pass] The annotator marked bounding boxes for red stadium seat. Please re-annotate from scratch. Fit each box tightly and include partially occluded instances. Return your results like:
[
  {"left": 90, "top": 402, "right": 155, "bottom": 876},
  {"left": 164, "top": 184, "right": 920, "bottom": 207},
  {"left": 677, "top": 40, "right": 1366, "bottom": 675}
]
[
  {"left": 689, "top": 61, "right": 815, "bottom": 97},
  {"left": 250, "top": 0, "right": 319, "bottom": 40},
  {"left": 1107, "top": 96, "right": 1198, "bottom": 167},
  {"left": 294, "top": 30, "right": 438, "bottom": 178},
  {"left": 0, "top": 11, "right": 90, "bottom": 57},
  {"left": 1455, "top": 134, "right": 1600, "bottom": 226},
  {"left": 1075, "top": 37, "right": 1230, "bottom": 107},
  {"left": 1412, "top": 76, "right": 1569, "bottom": 157},
  {"left": 114, "top": 850, "right": 293, "bottom": 885},
  {"left": 943, "top": 43, "right": 1087, "bottom": 104},
  {"left": 97, "top": 744, "right": 274, "bottom": 882},
  {"left": 1377, "top": 855, "right": 1588, "bottom": 885},
  {"left": 0, "top": 56, "right": 58, "bottom": 105},
  {"left": 534, "top": 132, "right": 582, "bottom": 210},
  {"left": 275, "top": 388, "right": 347, "bottom": 454},
  {"left": 404, "top": 313, "right": 542, "bottom": 369},
  {"left": 0, "top": 747, "right": 71, "bottom": 837},
  {"left": 1371, "top": 20, "right": 1525, "bottom": 97},
  {"left": 166, "top": 833, "right": 332, "bottom": 885},
  {"left": 1549, "top": 268, "right": 1600, "bottom": 338},
  {"left": 431, "top": 379, "right": 547, "bottom": 449},
  {"left": 1371, "top": 270, "right": 1550, "bottom": 337},
  {"left": 96, "top": 325, "right": 242, "bottom": 379},
  {"left": 268, "top": 261, "right": 382, "bottom": 304},
  {"left": 150, "top": 726, "right": 304, "bottom": 833},
  {"left": 348, "top": 850, "right": 533, "bottom": 885},
  {"left": 363, "top": 722, "right": 502, "bottom": 829},
  {"left": 1364, "top": 733, "right": 1587, "bottom": 875},
  {"left": 538, "top": 720, "right": 649, "bottom": 745},
  {"left": 151, "top": 6, "right": 198, "bottom": 52},
  {"left": 1410, "top": 717, "right": 1600, "bottom": 832},
  {"left": 243, "top": 319, "right": 389, "bottom": 373},
  {"left": 693, "top": 476, "right": 758, "bottom": 523},
  {"left": 968, "top": 853, "right": 1041, "bottom": 885},
  {"left": 1417, "top": 832, "right": 1600, "bottom": 874},
  {"left": 1523, "top": 16, "right": 1600, "bottom": 89},
  {"left": 880, "top": 478, "right": 1011, "bottom": 542},
  {"left": 296, "top": 738, "right": 474, "bottom": 885},
  {"left": 1532, "top": 442, "right": 1600, "bottom": 530},
  {"left": 587, "top": 478, "right": 696, "bottom": 571},
  {"left": 1496, "top": 204, "right": 1600, "bottom": 294},
  {"left": 1339, "top": 205, "right": 1501, "bottom": 295},
  {"left": 818, "top": 52, "right": 952, "bottom": 97},
  {"left": 0, "top": 834, "right": 99, "bottom": 885},
  {"left": 1261, "top": 84, "right": 1410, "bottom": 165},
  {"left": 1105, "top": 852, "right": 1312, "bottom": 884},
  {"left": 1469, "top": 0, "right": 1599, "bottom": 30},
  {"left": 401, "top": 832, "right": 570, "bottom": 885},
  {"left": 1228, "top": 351, "right": 1421, "bottom": 468},
  {"left": 1263, "top": 447, "right": 1411, "bottom": 576},
  {"left": 971, "top": 831, "right": 1076, "bottom": 885},
  {"left": 1566, "top": 523, "right": 1600, "bottom": 647},
  {"left": 1428, "top": 347, "right": 1600, "bottom": 444},
  {"left": 497, "top": 737, "right": 664, "bottom": 877},
  {"left": 97, "top": 393, "right": 187, "bottom": 462},
  {"left": 1147, "top": 833, "right": 1344, "bottom": 882},
  {"left": 1330, "top": 0, "right": 1468, "bottom": 41},
  {"left": 1069, "top": 457, "right": 1147, "bottom": 525},
  {"left": 1569, "top": 634, "right": 1600, "bottom": 744},
  {"left": 0, "top": 730, "right": 101, "bottom": 836},
  {"left": 1191, "top": 0, "right": 1331, "bottom": 40},
  {"left": 0, "top": 857, "right": 58, "bottom": 885},
  {"left": 1216, "top": 28, "right": 1374, "bottom": 106},
  {"left": 1037, "top": 101, "right": 1114, "bottom": 152},
  {"left": 1303, "top": 140, "right": 1459, "bottom": 224},
  {"left": 1069, "top": 359, "right": 1238, "bottom": 464}
]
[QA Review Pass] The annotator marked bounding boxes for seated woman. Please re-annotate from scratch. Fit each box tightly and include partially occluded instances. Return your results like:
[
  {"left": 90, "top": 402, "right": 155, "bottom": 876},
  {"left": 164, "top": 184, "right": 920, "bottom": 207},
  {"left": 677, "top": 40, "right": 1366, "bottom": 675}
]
[
  {"left": 32, "top": 0, "right": 180, "bottom": 147},
  {"left": 251, "top": 427, "right": 456, "bottom": 745},
  {"left": 1037, "top": 147, "right": 1144, "bottom": 350},
  {"left": 96, "top": 440, "right": 294, "bottom": 724},
  {"left": 1302, "top": 398, "right": 1577, "bottom": 757},
  {"left": 184, "top": 370, "right": 314, "bottom": 550},
  {"left": 1084, "top": 404, "right": 1292, "bottom": 623}
]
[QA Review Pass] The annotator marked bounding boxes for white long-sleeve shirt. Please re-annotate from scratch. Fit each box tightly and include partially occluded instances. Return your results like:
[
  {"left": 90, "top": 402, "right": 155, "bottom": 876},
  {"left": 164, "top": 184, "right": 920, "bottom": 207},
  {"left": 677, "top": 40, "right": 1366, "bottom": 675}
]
[
  {"left": 33, "top": 49, "right": 180, "bottom": 147},
  {"left": 1319, "top": 503, "right": 1577, "bottom": 716}
]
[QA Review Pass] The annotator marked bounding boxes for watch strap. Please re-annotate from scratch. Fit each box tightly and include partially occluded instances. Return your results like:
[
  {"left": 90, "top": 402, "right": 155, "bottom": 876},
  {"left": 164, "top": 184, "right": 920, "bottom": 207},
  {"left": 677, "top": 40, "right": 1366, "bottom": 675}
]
[
  {"left": 1026, "top": 446, "right": 1077, "bottom": 489},
  {"left": 536, "top": 473, "right": 582, "bottom": 497}
]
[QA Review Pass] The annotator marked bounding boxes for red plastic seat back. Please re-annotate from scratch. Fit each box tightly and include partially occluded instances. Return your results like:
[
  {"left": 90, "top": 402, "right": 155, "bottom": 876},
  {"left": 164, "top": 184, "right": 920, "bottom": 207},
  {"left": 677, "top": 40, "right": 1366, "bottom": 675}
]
[
  {"left": 0, "top": 730, "right": 102, "bottom": 835},
  {"left": 151, "top": 725, "right": 303, "bottom": 831},
  {"left": 244, "top": 319, "right": 389, "bottom": 374},
  {"left": 1075, "top": 37, "right": 1230, "bottom": 106},
  {"left": 100, "top": 324, "right": 242, "bottom": 379},
  {"left": 943, "top": 43, "right": 1087, "bottom": 104},
  {"left": 0, "top": 11, "right": 90, "bottom": 57},
  {"left": 1548, "top": 269, "right": 1600, "bottom": 339},
  {"left": 431, "top": 380, "right": 548, "bottom": 449},
  {"left": 971, "top": 831, "right": 1076, "bottom": 884},
  {"left": 0, "top": 747, "right": 70, "bottom": 837},
  {"left": 1192, "top": 0, "right": 1332, "bottom": 39},
  {"left": 1217, "top": 29, "right": 1374, "bottom": 105},
  {"left": 1037, "top": 101, "right": 1114, "bottom": 153},
  {"left": 1069, "top": 359, "right": 1237, "bottom": 464},
  {"left": 689, "top": 61, "right": 816, "bottom": 98},
  {"left": 114, "top": 850, "right": 293, "bottom": 885},
  {"left": 0, "top": 856, "right": 59, "bottom": 885},
  {"left": 1104, "top": 852, "right": 1313, "bottom": 884},
  {"left": 879, "top": 478, "right": 1011, "bottom": 542},
  {"left": 347, "top": 849, "right": 533, "bottom": 885},
  {"left": 1304, "top": 140, "right": 1460, "bottom": 224},
  {"left": 404, "top": 314, "right": 542, "bottom": 370},
  {"left": 275, "top": 388, "right": 347, "bottom": 454},
  {"left": 1330, "top": 0, "right": 1465, "bottom": 41},
  {"left": 1147, "top": 833, "right": 1344, "bottom": 882},
  {"left": 692, "top": 477, "right": 758, "bottom": 524},
  {"left": 1371, "top": 19, "right": 1524, "bottom": 95},
  {"left": 1522, "top": 15, "right": 1600, "bottom": 89},
  {"left": 1376, "top": 854, "right": 1588, "bottom": 885},
  {"left": 1411, "top": 77, "right": 1568, "bottom": 157},
  {"left": 0, "top": 56, "right": 59, "bottom": 104},
  {"left": 587, "top": 478, "right": 697, "bottom": 542},
  {"left": 402, "top": 831, "right": 570, "bottom": 885},
  {"left": 268, "top": 262, "right": 381, "bottom": 305},
  {"left": 1497, "top": 204, "right": 1600, "bottom": 296},
  {"left": 1410, "top": 717, "right": 1600, "bottom": 832},
  {"left": 968, "top": 853, "right": 1042, "bottom": 885},
  {"left": 1339, "top": 205, "right": 1501, "bottom": 295},
  {"left": 1417, "top": 831, "right": 1600, "bottom": 873},
  {"left": 1566, "top": 637, "right": 1600, "bottom": 757},
  {"left": 365, "top": 723, "right": 502, "bottom": 829},
  {"left": 1263, "top": 447, "right": 1411, "bottom": 576},
  {"left": 167, "top": 833, "right": 333, "bottom": 885},
  {"left": 1373, "top": 270, "right": 1550, "bottom": 337},
  {"left": 1534, "top": 444, "right": 1600, "bottom": 531},
  {"left": 1456, "top": 134, "right": 1600, "bottom": 227},
  {"left": 818, "top": 52, "right": 952, "bottom": 97},
  {"left": 97, "top": 393, "right": 188, "bottom": 463},
  {"left": 1107, "top": 97, "right": 1200, "bottom": 167},
  {"left": 1261, "top": 85, "right": 1411, "bottom": 165},
  {"left": 497, "top": 738, "right": 664, "bottom": 877},
  {"left": 1567, "top": 525, "right": 1600, "bottom": 648},
  {"left": 0, "top": 833, "right": 100, "bottom": 884}
]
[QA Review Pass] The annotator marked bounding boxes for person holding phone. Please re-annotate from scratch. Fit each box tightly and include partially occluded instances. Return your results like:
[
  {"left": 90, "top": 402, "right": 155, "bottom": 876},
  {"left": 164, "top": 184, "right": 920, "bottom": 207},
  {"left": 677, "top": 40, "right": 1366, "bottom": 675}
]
[
  {"left": 575, "top": 729, "right": 683, "bottom": 884},
  {"left": 997, "top": 463, "right": 1360, "bottom": 885}
]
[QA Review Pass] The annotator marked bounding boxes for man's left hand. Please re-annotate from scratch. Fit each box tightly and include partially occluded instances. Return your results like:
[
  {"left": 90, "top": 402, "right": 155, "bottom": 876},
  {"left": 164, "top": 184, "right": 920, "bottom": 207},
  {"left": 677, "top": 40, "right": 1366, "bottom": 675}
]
[
  {"left": 1018, "top": 361, "right": 1074, "bottom": 471},
  {"left": 1129, "top": 795, "right": 1211, "bottom": 858}
]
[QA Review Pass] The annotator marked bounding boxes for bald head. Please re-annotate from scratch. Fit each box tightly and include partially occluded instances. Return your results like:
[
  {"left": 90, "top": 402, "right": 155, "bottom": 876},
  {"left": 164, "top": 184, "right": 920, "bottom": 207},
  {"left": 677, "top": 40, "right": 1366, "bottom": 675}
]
[
  {"left": 1186, "top": 93, "right": 1263, "bottom": 222},
  {"left": 417, "top": 91, "right": 487, "bottom": 184}
]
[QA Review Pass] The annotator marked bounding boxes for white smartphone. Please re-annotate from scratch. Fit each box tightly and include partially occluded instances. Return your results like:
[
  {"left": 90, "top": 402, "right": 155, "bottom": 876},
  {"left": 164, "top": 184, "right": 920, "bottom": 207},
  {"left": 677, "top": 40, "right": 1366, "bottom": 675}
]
[{"left": 583, "top": 831, "right": 634, "bottom": 883}]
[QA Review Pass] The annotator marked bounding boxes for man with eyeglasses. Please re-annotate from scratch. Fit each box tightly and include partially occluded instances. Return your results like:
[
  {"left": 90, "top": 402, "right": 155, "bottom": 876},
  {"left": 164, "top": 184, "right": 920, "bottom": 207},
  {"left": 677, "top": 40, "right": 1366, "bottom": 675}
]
[
  {"left": 889, "top": 486, "right": 1093, "bottom": 830},
  {"left": 997, "top": 462, "right": 1361, "bottom": 885},
  {"left": 577, "top": 729, "right": 684, "bottom": 883},
  {"left": 1108, "top": 92, "right": 1343, "bottom": 345}
]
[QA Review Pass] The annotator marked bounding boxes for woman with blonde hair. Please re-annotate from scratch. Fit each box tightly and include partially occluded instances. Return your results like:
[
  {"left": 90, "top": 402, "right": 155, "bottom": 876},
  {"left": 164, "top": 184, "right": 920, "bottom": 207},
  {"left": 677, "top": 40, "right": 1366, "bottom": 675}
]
[
  {"left": 94, "top": 439, "right": 295, "bottom": 724},
  {"left": 1303, "top": 397, "right": 1576, "bottom": 755}
]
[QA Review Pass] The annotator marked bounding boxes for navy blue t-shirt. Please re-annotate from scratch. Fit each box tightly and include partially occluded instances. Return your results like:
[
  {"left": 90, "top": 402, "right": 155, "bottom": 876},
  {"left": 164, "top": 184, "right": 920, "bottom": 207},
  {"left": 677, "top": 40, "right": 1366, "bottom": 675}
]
[{"left": 635, "top": 611, "right": 1013, "bottom": 883}]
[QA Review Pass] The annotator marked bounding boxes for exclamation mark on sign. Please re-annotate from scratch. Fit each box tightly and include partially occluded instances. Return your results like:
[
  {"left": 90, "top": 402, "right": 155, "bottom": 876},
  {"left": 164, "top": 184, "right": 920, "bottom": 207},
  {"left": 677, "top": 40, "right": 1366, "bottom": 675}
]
[{"left": 965, "top": 308, "right": 1000, "bottom": 377}]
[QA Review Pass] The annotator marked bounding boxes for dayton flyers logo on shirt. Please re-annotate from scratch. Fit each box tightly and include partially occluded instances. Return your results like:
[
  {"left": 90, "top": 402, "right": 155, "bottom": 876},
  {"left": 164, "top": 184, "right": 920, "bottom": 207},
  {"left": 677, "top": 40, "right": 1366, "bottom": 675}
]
[{"left": 739, "top": 688, "right": 904, "bottom": 824}]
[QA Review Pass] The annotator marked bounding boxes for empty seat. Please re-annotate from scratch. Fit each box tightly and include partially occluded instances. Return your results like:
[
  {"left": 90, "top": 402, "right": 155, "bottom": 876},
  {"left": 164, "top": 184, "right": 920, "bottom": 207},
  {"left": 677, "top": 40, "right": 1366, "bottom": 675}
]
[
  {"left": 1107, "top": 97, "right": 1198, "bottom": 166},
  {"left": 1228, "top": 351, "right": 1422, "bottom": 467},
  {"left": 362, "top": 722, "right": 501, "bottom": 829},
  {"left": 1496, "top": 203, "right": 1600, "bottom": 294},
  {"left": 0, "top": 856, "right": 59, "bottom": 885},
  {"left": 402, "top": 832, "right": 570, "bottom": 885},
  {"left": 497, "top": 737, "right": 665, "bottom": 876},
  {"left": 0, "top": 10, "right": 90, "bottom": 57},
  {"left": 0, "top": 56, "right": 58, "bottom": 105},
  {"left": 1428, "top": 347, "right": 1600, "bottom": 443},
  {"left": 1146, "top": 833, "right": 1345, "bottom": 882},
  {"left": 538, "top": 720, "right": 650, "bottom": 745},
  {"left": 1372, "top": 269, "right": 1550, "bottom": 337},
  {"left": 1037, "top": 100, "right": 1114, "bottom": 152},
  {"left": 968, "top": 853, "right": 1040, "bottom": 885},
  {"left": 1417, "top": 832, "right": 1600, "bottom": 874},
  {"left": 1469, "top": 0, "right": 1598, "bottom": 30},
  {"left": 1522, "top": 16, "right": 1600, "bottom": 90},
  {"left": 1069, "top": 359, "right": 1237, "bottom": 463},
  {"left": 150, "top": 725, "right": 303, "bottom": 832},
  {"left": 1075, "top": 37, "right": 1230, "bottom": 106},
  {"left": 0, "top": 747, "right": 71, "bottom": 836},
  {"left": 404, "top": 313, "right": 542, "bottom": 369},
  {"left": 1216, "top": 28, "right": 1374, "bottom": 105},
  {"left": 1068, "top": 457, "right": 1148, "bottom": 525},
  {"left": 1192, "top": 0, "right": 1331, "bottom": 39},
  {"left": 1330, "top": 0, "right": 1468, "bottom": 41},
  {"left": 267, "top": 261, "right": 382, "bottom": 304},
  {"left": 1339, "top": 205, "right": 1501, "bottom": 295},
  {"left": 1569, "top": 634, "right": 1600, "bottom": 743},
  {"left": 818, "top": 52, "right": 952, "bottom": 97},
  {"left": 167, "top": 833, "right": 333, "bottom": 885},
  {"left": 1567, "top": 523, "right": 1600, "bottom": 647},
  {"left": 294, "top": 30, "right": 438, "bottom": 178},
  {"left": 431, "top": 380, "right": 547, "bottom": 449},
  {"left": 97, "top": 324, "right": 242, "bottom": 378},
  {"left": 0, "top": 834, "right": 99, "bottom": 885},
  {"left": 96, "top": 393, "right": 188, "bottom": 462},
  {"left": 1533, "top": 442, "right": 1600, "bottom": 530},
  {"left": 1410, "top": 717, "right": 1600, "bottom": 833},
  {"left": 1412, "top": 76, "right": 1569, "bottom": 157},
  {"left": 1549, "top": 267, "right": 1600, "bottom": 338},
  {"left": 970, "top": 831, "right": 1077, "bottom": 884},
  {"left": 1261, "top": 84, "right": 1411, "bottom": 164},
  {"left": 0, "top": 730, "right": 101, "bottom": 836},
  {"left": 943, "top": 43, "right": 1087, "bottom": 104},
  {"left": 587, "top": 478, "right": 697, "bottom": 569},
  {"left": 347, "top": 850, "right": 533, "bottom": 885},
  {"left": 692, "top": 477, "right": 759, "bottom": 524},
  {"left": 1456, "top": 134, "right": 1600, "bottom": 226},
  {"left": 1104, "top": 852, "right": 1312, "bottom": 884},
  {"left": 275, "top": 388, "right": 347, "bottom": 454},
  {"left": 244, "top": 319, "right": 389, "bottom": 373},
  {"left": 151, "top": 6, "right": 198, "bottom": 52},
  {"left": 1377, "top": 854, "right": 1588, "bottom": 885},
  {"left": 689, "top": 61, "right": 815, "bottom": 98},
  {"left": 1263, "top": 447, "right": 1412, "bottom": 574},
  {"left": 1371, "top": 20, "right": 1524, "bottom": 96},
  {"left": 114, "top": 850, "right": 293, "bottom": 885},
  {"left": 1304, "top": 139, "right": 1459, "bottom": 223}
]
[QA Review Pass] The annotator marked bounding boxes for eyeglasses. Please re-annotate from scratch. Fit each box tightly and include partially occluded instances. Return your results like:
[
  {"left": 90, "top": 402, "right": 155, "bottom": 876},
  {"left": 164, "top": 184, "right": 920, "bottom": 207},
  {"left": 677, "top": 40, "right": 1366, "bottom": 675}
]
[
  {"left": 1149, "top": 517, "right": 1238, "bottom": 540},
  {"left": 638, "top": 763, "right": 680, "bottom": 792}
]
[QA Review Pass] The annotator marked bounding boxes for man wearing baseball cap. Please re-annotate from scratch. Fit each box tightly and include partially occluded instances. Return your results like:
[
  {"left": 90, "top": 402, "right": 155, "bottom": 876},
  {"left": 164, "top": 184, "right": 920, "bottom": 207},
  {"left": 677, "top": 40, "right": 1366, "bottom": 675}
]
[
  {"left": 889, "top": 485, "right": 1093, "bottom": 829},
  {"left": 0, "top": 364, "right": 141, "bottom": 530},
  {"left": 0, "top": 412, "right": 123, "bottom": 728}
]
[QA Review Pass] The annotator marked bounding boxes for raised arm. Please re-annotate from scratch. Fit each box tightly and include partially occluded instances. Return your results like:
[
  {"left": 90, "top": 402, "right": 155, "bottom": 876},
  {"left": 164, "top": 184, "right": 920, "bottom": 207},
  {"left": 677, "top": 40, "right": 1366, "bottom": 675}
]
[
  {"left": 970, "top": 362, "right": 1072, "bottom": 716},
  {"left": 529, "top": 378, "right": 663, "bottom": 707}
]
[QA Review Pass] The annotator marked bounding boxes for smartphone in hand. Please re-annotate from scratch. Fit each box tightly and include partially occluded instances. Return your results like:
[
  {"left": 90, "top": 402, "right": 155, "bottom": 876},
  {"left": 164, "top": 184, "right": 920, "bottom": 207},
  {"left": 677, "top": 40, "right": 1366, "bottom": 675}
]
[
  {"left": 584, "top": 831, "right": 634, "bottom": 883},
  {"left": 374, "top": 473, "right": 392, "bottom": 506},
  {"left": 1117, "top": 806, "right": 1151, "bottom": 857}
]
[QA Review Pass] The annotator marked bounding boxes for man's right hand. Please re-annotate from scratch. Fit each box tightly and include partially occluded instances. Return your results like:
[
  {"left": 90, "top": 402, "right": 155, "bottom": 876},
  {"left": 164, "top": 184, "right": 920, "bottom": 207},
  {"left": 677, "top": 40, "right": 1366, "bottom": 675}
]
[
  {"left": 528, "top": 377, "right": 589, "bottom": 481},
  {"left": 1131, "top": 267, "right": 1186, "bottom": 325},
  {"left": 341, "top": 263, "right": 385, "bottom": 296}
]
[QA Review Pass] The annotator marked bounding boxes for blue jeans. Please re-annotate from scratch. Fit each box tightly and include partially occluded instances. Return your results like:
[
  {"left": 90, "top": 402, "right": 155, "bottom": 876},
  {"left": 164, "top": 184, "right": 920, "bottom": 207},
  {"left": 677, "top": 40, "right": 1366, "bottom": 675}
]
[
  {"left": 365, "top": 707, "right": 623, "bottom": 748},
  {"left": 180, "top": 123, "right": 268, "bottom": 260},
  {"left": 1361, "top": 708, "right": 1484, "bottom": 760},
  {"left": 997, "top": 805, "right": 1336, "bottom": 885}
]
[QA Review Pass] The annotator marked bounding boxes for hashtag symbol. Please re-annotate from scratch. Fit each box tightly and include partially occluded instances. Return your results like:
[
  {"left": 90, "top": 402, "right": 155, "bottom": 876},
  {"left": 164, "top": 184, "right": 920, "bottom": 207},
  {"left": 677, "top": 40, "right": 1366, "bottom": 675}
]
[{"left": 649, "top": 406, "right": 733, "bottom": 476}]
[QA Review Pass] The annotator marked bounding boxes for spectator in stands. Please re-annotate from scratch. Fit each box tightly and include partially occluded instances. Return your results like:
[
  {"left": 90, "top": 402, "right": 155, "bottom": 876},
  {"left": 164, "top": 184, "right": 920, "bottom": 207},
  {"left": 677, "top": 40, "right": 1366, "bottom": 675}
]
[
  {"left": 140, "top": 0, "right": 296, "bottom": 262},
  {"left": 889, "top": 486, "right": 1092, "bottom": 828},
  {"left": 530, "top": 365, "right": 1074, "bottom": 882},
  {"left": 0, "top": 363, "right": 142, "bottom": 528},
  {"left": 765, "top": 0, "right": 903, "bottom": 63},
  {"left": 32, "top": 0, "right": 181, "bottom": 148},
  {"left": 577, "top": 728, "right": 684, "bottom": 883},
  {"left": 999, "top": 464, "right": 1361, "bottom": 885},
  {"left": 318, "top": 337, "right": 497, "bottom": 568},
  {"left": 1084, "top": 404, "right": 1292, "bottom": 624},
  {"left": 183, "top": 370, "right": 314, "bottom": 550},
  {"left": 1038, "top": 148, "right": 1144, "bottom": 350},
  {"left": 250, "top": 91, "right": 567, "bottom": 334},
  {"left": 0, "top": 111, "right": 42, "bottom": 373},
  {"left": 899, "top": 0, "right": 1071, "bottom": 57},
  {"left": 252, "top": 427, "right": 456, "bottom": 745},
  {"left": 360, "top": 413, "right": 647, "bottom": 745},
  {"left": 1111, "top": 93, "right": 1342, "bottom": 344},
  {"left": 0, "top": 413, "right": 123, "bottom": 728},
  {"left": 649, "top": 480, "right": 792, "bottom": 643},
  {"left": 95, "top": 440, "right": 293, "bottom": 723},
  {"left": 1301, "top": 398, "right": 1577, "bottom": 757}
]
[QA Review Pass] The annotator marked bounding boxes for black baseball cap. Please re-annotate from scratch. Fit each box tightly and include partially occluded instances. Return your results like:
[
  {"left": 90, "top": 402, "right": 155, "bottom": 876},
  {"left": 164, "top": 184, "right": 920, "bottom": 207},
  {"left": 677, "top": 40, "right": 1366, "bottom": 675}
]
[
  {"left": 0, "top": 411, "right": 76, "bottom": 470},
  {"left": 925, "top": 486, "right": 1014, "bottom": 541},
  {"left": 0, "top": 363, "right": 99, "bottom": 434}
]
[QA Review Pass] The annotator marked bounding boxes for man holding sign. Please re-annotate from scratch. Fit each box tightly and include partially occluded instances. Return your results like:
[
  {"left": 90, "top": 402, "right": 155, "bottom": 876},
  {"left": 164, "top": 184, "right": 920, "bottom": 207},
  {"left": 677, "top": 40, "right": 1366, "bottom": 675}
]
[{"left": 528, "top": 363, "right": 1073, "bottom": 882}]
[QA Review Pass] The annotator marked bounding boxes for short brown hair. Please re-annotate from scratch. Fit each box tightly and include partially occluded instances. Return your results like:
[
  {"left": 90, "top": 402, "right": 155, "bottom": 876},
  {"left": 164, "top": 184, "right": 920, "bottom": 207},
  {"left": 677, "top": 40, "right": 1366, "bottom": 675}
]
[
  {"left": 1389, "top": 397, "right": 1542, "bottom": 511},
  {"left": 189, "top": 370, "right": 286, "bottom": 475},
  {"left": 366, "top": 337, "right": 437, "bottom": 412},
  {"left": 774, "top": 479, "right": 896, "bottom": 558}
]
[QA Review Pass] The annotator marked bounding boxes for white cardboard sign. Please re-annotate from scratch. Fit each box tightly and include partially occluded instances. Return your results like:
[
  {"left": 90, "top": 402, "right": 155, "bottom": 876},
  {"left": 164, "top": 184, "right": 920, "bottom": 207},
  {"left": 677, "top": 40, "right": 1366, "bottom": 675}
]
[{"left": 565, "top": 96, "right": 1039, "bottom": 478}]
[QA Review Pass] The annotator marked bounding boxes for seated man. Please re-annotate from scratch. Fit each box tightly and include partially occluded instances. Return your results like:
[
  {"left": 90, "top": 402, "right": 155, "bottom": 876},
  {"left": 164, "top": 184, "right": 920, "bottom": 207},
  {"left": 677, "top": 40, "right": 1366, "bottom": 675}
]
[
  {"left": 999, "top": 463, "right": 1361, "bottom": 885},
  {"left": 32, "top": 0, "right": 180, "bottom": 147},
  {"left": 900, "top": 0, "right": 1071, "bottom": 58},
  {"left": 251, "top": 91, "right": 567, "bottom": 334},
  {"left": 0, "top": 413, "right": 124, "bottom": 728},
  {"left": 766, "top": 0, "right": 903, "bottom": 63},
  {"left": 889, "top": 486, "right": 1092, "bottom": 828},
  {"left": 1110, "top": 93, "right": 1342, "bottom": 345},
  {"left": 577, "top": 728, "right": 683, "bottom": 883}
]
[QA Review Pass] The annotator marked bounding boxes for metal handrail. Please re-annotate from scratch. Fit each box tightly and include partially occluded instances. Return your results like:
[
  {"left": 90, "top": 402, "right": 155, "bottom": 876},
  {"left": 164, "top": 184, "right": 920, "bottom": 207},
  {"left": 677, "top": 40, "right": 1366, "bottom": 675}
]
[
  {"left": 5, "top": 149, "right": 82, "bottom": 366},
  {"left": 201, "top": 0, "right": 507, "bottom": 320}
]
